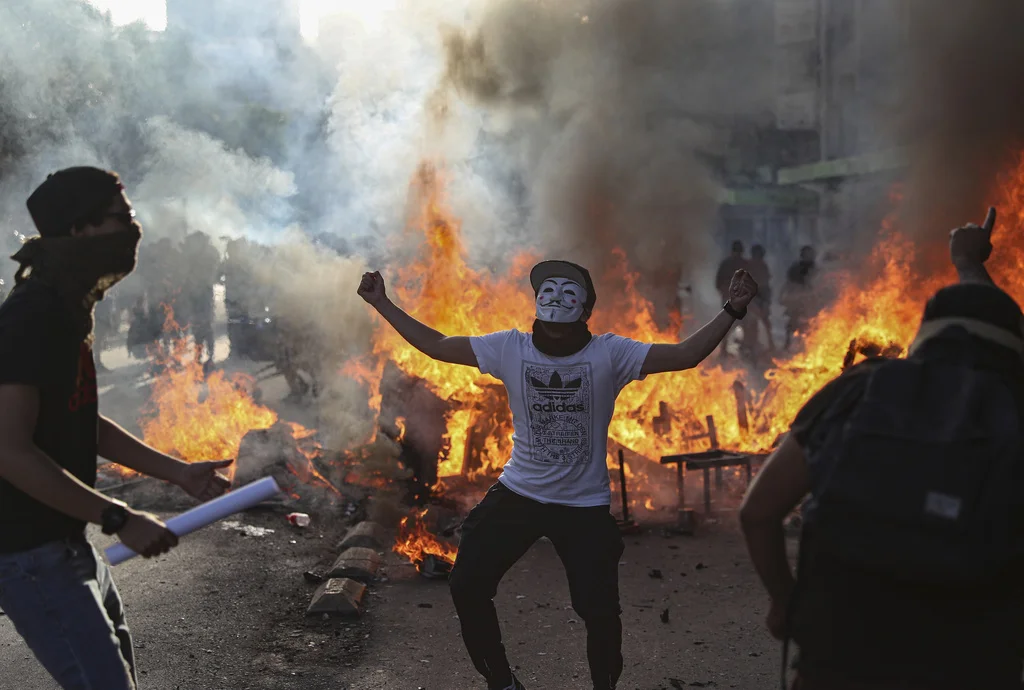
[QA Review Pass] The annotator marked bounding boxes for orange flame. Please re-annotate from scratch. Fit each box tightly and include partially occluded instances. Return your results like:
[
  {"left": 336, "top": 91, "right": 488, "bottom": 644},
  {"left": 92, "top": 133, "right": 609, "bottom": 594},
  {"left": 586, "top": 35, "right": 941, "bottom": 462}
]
[
  {"left": 131, "top": 150, "right": 1024, "bottom": 566},
  {"left": 138, "top": 315, "right": 329, "bottom": 489},
  {"left": 374, "top": 154, "right": 1024, "bottom": 524},
  {"left": 394, "top": 509, "right": 458, "bottom": 566}
]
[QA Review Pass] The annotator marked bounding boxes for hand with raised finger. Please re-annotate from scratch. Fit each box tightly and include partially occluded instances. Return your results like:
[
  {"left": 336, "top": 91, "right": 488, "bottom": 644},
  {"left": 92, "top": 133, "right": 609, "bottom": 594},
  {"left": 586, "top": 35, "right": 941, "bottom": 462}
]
[{"left": 950, "top": 206, "right": 995, "bottom": 268}]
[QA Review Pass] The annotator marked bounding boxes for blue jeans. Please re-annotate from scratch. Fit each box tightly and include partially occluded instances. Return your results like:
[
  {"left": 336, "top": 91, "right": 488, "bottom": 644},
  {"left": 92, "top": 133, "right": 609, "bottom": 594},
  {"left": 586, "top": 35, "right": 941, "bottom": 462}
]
[{"left": 0, "top": 535, "right": 136, "bottom": 689}]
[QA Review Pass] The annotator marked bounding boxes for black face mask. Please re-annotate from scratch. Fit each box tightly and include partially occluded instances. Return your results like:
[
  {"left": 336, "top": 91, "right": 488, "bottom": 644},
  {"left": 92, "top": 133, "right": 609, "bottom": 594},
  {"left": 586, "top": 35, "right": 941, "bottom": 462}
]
[
  {"left": 12, "top": 228, "right": 141, "bottom": 341},
  {"left": 531, "top": 319, "right": 593, "bottom": 357}
]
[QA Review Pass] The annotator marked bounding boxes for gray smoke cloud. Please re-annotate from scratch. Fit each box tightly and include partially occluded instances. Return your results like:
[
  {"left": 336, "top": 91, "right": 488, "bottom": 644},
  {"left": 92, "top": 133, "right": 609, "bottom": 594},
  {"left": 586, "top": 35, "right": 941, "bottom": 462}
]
[
  {"left": 0, "top": 0, "right": 380, "bottom": 443},
  {"left": 902, "top": 0, "right": 1024, "bottom": 242},
  {"left": 0, "top": 0, "right": 779, "bottom": 460},
  {"left": 2, "top": 0, "right": 777, "bottom": 317},
  {"left": 132, "top": 117, "right": 298, "bottom": 242},
  {"left": 434, "top": 0, "right": 774, "bottom": 318}
]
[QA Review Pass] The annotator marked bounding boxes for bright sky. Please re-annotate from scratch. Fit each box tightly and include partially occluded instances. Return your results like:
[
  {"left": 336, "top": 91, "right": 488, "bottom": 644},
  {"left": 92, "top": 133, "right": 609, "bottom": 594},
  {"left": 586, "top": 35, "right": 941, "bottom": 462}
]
[{"left": 85, "top": 0, "right": 383, "bottom": 40}]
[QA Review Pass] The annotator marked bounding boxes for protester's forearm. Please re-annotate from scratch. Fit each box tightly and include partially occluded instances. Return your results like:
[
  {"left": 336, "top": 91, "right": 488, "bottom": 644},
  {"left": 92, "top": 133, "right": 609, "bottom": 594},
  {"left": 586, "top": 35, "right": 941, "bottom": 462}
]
[
  {"left": 375, "top": 298, "right": 447, "bottom": 356},
  {"left": 742, "top": 521, "right": 796, "bottom": 602},
  {"left": 955, "top": 261, "right": 995, "bottom": 286},
  {"left": 675, "top": 309, "right": 736, "bottom": 367},
  {"left": 98, "top": 416, "right": 186, "bottom": 483},
  {"left": 0, "top": 446, "right": 118, "bottom": 524}
]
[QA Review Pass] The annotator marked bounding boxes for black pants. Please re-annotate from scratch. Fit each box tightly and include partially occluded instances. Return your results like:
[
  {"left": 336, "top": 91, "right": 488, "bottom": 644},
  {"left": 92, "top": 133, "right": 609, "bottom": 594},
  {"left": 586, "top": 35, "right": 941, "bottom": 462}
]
[{"left": 449, "top": 482, "right": 625, "bottom": 690}]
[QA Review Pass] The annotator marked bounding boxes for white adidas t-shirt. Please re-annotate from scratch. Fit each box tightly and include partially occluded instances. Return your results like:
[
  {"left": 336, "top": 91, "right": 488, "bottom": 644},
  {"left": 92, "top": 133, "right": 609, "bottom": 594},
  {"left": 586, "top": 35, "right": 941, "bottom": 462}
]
[{"left": 469, "top": 330, "right": 652, "bottom": 507}]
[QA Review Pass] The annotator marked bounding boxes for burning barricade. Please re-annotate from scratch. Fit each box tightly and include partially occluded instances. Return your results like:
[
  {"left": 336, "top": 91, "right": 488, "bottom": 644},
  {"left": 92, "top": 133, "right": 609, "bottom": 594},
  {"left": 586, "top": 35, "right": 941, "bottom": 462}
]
[{"left": 122, "top": 153, "right": 1024, "bottom": 580}]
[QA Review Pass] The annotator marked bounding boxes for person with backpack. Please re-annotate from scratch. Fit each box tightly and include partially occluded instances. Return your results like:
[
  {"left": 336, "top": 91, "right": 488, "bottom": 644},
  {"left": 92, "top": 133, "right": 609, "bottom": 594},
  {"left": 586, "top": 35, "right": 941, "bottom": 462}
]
[{"left": 740, "top": 208, "right": 1024, "bottom": 690}]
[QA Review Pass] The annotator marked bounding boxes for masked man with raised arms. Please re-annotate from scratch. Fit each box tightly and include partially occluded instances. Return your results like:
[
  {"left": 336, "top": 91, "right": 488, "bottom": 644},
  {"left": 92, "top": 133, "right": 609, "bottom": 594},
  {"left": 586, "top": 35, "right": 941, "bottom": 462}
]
[{"left": 358, "top": 259, "right": 757, "bottom": 690}]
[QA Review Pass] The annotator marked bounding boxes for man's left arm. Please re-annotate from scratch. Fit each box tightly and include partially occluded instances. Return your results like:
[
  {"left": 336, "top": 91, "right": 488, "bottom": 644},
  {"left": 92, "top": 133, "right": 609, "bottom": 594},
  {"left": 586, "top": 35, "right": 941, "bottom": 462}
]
[
  {"left": 739, "top": 434, "right": 810, "bottom": 639},
  {"left": 98, "top": 416, "right": 232, "bottom": 501},
  {"left": 640, "top": 269, "right": 758, "bottom": 375},
  {"left": 640, "top": 309, "right": 737, "bottom": 375}
]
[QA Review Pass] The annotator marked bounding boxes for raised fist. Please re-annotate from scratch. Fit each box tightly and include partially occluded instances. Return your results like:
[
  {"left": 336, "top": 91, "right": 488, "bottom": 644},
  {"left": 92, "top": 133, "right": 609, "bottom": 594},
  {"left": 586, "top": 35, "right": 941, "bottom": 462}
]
[
  {"left": 728, "top": 269, "right": 759, "bottom": 310},
  {"left": 357, "top": 271, "right": 387, "bottom": 307}
]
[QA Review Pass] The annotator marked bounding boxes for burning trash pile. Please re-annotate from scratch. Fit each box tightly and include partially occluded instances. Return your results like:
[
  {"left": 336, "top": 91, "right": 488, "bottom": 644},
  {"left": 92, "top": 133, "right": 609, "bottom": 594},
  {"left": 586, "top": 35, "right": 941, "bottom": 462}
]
[
  {"left": 127, "top": 155, "right": 1024, "bottom": 577},
  {"left": 109, "top": 313, "right": 414, "bottom": 517}
]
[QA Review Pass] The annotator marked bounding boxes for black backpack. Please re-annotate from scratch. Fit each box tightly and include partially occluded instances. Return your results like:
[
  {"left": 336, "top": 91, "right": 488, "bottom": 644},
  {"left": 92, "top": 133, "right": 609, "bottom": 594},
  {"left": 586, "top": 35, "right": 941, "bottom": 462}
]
[
  {"left": 801, "top": 351, "right": 1024, "bottom": 585},
  {"left": 779, "top": 350, "right": 1024, "bottom": 689}
]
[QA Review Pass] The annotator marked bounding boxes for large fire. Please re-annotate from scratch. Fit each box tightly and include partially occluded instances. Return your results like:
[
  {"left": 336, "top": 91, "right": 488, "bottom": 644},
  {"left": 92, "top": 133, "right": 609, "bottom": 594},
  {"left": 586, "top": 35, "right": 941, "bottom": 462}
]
[
  {"left": 384, "top": 157, "right": 1024, "bottom": 522},
  {"left": 135, "top": 318, "right": 338, "bottom": 495},
  {"left": 139, "top": 327, "right": 275, "bottom": 476},
  {"left": 134, "top": 153, "right": 1024, "bottom": 570}
]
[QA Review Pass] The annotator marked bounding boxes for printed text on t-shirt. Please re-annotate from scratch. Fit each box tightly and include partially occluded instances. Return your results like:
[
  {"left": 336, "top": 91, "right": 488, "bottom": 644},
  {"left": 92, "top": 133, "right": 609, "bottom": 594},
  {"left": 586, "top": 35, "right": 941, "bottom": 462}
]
[{"left": 523, "top": 362, "right": 593, "bottom": 465}]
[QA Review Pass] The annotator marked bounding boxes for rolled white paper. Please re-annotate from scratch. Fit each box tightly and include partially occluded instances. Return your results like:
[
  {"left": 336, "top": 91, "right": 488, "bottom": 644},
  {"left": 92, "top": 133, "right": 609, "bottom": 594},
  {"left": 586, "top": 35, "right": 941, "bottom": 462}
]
[{"left": 105, "top": 476, "right": 283, "bottom": 566}]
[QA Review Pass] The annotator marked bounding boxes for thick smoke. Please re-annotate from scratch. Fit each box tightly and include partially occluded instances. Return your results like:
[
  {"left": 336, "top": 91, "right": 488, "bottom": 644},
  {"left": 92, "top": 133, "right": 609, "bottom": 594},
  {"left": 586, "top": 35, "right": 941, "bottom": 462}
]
[
  {"left": 0, "top": 0, "right": 778, "bottom": 457},
  {"left": 133, "top": 118, "right": 298, "bottom": 241},
  {"left": 902, "top": 1, "right": 1024, "bottom": 241},
  {"left": 0, "top": 0, "right": 380, "bottom": 442},
  {"left": 241, "top": 234, "right": 377, "bottom": 450},
  {"left": 0, "top": 1, "right": 314, "bottom": 249},
  {"left": 436, "top": 0, "right": 774, "bottom": 318}
]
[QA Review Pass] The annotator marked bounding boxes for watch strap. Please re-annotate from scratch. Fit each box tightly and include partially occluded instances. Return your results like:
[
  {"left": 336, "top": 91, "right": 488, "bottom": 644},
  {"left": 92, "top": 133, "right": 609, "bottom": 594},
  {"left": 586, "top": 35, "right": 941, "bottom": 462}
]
[{"left": 724, "top": 300, "right": 747, "bottom": 320}]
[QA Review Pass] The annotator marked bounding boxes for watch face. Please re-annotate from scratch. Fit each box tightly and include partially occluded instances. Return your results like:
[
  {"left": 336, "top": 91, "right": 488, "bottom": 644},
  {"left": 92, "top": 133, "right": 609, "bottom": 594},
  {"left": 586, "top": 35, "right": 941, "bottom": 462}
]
[{"left": 102, "top": 505, "right": 128, "bottom": 534}]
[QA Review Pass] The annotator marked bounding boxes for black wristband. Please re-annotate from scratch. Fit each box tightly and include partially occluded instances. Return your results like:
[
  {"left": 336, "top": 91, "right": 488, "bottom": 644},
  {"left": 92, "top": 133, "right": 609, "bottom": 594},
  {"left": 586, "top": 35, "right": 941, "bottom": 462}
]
[
  {"left": 101, "top": 503, "right": 130, "bottom": 536},
  {"left": 723, "top": 301, "right": 747, "bottom": 320}
]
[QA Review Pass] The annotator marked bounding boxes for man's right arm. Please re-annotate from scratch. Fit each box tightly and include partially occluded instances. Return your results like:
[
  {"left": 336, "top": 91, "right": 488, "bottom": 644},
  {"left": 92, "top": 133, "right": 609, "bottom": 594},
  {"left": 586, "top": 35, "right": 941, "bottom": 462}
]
[
  {"left": 358, "top": 270, "right": 478, "bottom": 367},
  {"left": 374, "top": 299, "right": 478, "bottom": 367},
  {"left": 954, "top": 262, "right": 995, "bottom": 286}
]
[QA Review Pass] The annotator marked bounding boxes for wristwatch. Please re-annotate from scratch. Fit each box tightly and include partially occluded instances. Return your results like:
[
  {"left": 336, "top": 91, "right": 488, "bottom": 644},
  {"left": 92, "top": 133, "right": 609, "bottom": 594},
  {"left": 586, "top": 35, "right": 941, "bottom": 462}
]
[
  {"left": 723, "top": 300, "right": 747, "bottom": 320},
  {"left": 101, "top": 502, "right": 130, "bottom": 536}
]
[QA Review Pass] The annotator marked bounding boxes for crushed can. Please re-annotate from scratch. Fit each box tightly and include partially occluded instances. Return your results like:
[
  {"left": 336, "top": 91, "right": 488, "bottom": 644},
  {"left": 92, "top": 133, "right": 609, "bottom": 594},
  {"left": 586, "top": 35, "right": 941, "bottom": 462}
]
[{"left": 286, "top": 512, "right": 311, "bottom": 527}]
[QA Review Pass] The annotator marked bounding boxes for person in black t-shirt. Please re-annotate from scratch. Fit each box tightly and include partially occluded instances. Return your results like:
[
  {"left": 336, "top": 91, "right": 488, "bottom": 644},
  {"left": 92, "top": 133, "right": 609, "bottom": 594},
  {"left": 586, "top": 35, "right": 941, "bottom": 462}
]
[
  {"left": 739, "top": 211, "right": 1024, "bottom": 690},
  {"left": 0, "top": 167, "right": 234, "bottom": 690}
]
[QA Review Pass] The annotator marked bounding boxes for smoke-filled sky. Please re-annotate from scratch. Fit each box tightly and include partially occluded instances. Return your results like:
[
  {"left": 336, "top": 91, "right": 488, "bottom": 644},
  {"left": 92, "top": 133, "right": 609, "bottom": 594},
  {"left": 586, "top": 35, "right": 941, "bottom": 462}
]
[
  {"left": 4, "top": 0, "right": 1024, "bottom": 504},
  {"left": 901, "top": 0, "right": 1024, "bottom": 244},
  {"left": 7, "top": 0, "right": 1023, "bottom": 453},
  {"left": 85, "top": 0, "right": 392, "bottom": 39},
  {"left": 10, "top": 0, "right": 1018, "bottom": 332}
]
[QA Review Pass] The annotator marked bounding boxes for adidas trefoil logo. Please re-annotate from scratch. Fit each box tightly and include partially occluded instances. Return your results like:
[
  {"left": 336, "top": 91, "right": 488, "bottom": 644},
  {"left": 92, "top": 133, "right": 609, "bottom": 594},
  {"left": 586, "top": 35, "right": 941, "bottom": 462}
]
[{"left": 529, "top": 371, "right": 582, "bottom": 401}]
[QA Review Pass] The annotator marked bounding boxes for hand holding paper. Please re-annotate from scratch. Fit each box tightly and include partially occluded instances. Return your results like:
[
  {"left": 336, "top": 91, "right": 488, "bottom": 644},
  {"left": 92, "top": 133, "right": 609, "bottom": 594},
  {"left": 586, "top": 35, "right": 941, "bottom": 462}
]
[{"left": 105, "top": 476, "right": 282, "bottom": 566}]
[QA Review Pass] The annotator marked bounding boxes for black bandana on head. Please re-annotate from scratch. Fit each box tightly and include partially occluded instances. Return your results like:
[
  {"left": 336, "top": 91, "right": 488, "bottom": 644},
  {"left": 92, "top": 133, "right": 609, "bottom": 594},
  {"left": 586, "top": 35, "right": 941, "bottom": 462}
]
[
  {"left": 531, "top": 319, "right": 593, "bottom": 357},
  {"left": 12, "top": 228, "right": 141, "bottom": 342}
]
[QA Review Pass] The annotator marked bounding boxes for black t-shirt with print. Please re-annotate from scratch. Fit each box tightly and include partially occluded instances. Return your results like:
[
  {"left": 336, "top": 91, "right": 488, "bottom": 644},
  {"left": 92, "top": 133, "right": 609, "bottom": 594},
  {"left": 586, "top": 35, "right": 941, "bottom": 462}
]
[
  {"left": 0, "top": 280, "right": 99, "bottom": 553},
  {"left": 789, "top": 355, "right": 1024, "bottom": 689}
]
